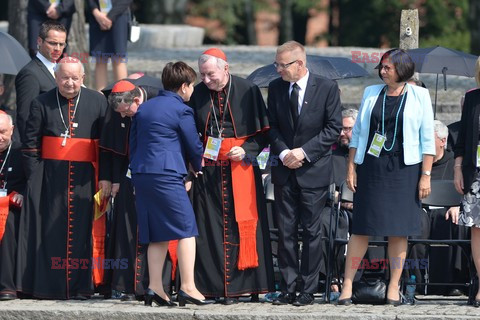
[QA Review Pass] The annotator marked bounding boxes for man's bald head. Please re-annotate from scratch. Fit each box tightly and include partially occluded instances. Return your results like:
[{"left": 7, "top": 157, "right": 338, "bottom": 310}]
[{"left": 0, "top": 112, "right": 14, "bottom": 152}]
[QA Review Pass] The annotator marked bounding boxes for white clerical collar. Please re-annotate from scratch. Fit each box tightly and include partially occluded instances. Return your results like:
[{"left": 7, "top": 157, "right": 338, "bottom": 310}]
[{"left": 36, "top": 52, "right": 56, "bottom": 78}]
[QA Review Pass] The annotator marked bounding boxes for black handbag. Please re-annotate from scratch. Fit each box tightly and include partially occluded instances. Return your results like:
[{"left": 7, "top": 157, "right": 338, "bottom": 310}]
[{"left": 352, "top": 277, "right": 387, "bottom": 304}]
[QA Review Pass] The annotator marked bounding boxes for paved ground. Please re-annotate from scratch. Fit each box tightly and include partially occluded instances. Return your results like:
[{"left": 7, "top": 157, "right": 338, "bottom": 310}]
[{"left": 0, "top": 294, "right": 479, "bottom": 320}]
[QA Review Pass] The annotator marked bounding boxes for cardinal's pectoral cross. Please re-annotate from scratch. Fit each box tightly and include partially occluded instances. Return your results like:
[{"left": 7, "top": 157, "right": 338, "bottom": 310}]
[{"left": 61, "top": 129, "right": 71, "bottom": 147}]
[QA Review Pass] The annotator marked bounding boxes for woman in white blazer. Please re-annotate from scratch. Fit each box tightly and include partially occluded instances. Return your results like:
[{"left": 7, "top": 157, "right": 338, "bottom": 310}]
[{"left": 338, "top": 49, "right": 435, "bottom": 306}]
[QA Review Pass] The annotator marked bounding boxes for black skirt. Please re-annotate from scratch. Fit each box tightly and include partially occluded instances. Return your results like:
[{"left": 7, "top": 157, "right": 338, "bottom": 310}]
[
  {"left": 89, "top": 11, "right": 129, "bottom": 57},
  {"left": 352, "top": 152, "right": 422, "bottom": 237}
]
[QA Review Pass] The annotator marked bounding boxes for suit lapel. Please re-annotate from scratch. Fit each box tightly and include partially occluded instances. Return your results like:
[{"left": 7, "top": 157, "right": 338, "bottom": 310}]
[{"left": 34, "top": 57, "right": 56, "bottom": 86}]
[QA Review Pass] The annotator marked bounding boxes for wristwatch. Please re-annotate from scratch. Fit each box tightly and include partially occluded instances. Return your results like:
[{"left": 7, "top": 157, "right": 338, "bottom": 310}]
[{"left": 421, "top": 170, "right": 431, "bottom": 176}]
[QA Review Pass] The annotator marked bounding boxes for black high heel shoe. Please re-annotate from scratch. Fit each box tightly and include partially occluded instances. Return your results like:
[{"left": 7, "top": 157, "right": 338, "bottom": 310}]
[
  {"left": 177, "top": 290, "right": 215, "bottom": 306},
  {"left": 144, "top": 288, "right": 177, "bottom": 307}
]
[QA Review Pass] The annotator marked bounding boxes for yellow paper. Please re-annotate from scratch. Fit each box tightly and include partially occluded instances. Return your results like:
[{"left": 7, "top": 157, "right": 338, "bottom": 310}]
[{"left": 94, "top": 189, "right": 110, "bottom": 220}]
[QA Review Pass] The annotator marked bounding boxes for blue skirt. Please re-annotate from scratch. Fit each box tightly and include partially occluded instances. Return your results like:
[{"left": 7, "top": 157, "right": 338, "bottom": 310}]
[
  {"left": 132, "top": 173, "right": 198, "bottom": 244},
  {"left": 352, "top": 152, "right": 422, "bottom": 237}
]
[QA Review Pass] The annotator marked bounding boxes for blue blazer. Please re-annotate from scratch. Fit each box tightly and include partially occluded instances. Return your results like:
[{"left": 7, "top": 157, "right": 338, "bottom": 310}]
[
  {"left": 350, "top": 83, "right": 435, "bottom": 165},
  {"left": 129, "top": 90, "right": 203, "bottom": 175}
]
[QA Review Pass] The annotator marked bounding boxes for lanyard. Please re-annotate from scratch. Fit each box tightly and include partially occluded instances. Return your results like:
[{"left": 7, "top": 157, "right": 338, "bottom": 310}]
[
  {"left": 381, "top": 84, "right": 406, "bottom": 151},
  {"left": 56, "top": 88, "right": 81, "bottom": 143},
  {"left": 210, "top": 75, "right": 232, "bottom": 138},
  {"left": 0, "top": 143, "right": 12, "bottom": 189}
]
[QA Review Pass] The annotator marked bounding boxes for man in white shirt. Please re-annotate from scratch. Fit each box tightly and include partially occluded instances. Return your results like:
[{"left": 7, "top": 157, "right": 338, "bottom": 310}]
[{"left": 15, "top": 20, "right": 67, "bottom": 143}]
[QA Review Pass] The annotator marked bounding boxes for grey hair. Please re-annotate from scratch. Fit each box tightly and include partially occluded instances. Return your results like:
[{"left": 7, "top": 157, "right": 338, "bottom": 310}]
[
  {"left": 342, "top": 108, "right": 358, "bottom": 121},
  {"left": 108, "top": 87, "right": 141, "bottom": 110},
  {"left": 54, "top": 58, "right": 85, "bottom": 74},
  {"left": 198, "top": 54, "right": 228, "bottom": 70},
  {"left": 0, "top": 112, "right": 13, "bottom": 126},
  {"left": 434, "top": 120, "right": 448, "bottom": 148}
]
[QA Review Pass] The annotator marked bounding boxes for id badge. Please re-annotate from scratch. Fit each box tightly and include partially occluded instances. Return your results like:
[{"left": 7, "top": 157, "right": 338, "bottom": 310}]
[
  {"left": 99, "top": 0, "right": 112, "bottom": 13},
  {"left": 126, "top": 168, "right": 132, "bottom": 179},
  {"left": 367, "top": 133, "right": 386, "bottom": 158},
  {"left": 0, "top": 189, "right": 7, "bottom": 197},
  {"left": 203, "top": 136, "right": 223, "bottom": 161},
  {"left": 256, "top": 148, "right": 270, "bottom": 170},
  {"left": 477, "top": 145, "right": 480, "bottom": 167}
]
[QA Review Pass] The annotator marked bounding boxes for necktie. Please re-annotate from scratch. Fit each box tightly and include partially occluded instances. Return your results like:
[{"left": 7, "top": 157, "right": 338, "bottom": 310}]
[{"left": 290, "top": 83, "right": 299, "bottom": 125}]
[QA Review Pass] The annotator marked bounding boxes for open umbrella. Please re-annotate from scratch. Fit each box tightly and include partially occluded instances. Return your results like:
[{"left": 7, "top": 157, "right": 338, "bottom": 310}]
[
  {"left": 406, "top": 46, "right": 478, "bottom": 116},
  {"left": 247, "top": 55, "right": 369, "bottom": 88},
  {"left": 0, "top": 32, "right": 30, "bottom": 75},
  {"left": 101, "top": 75, "right": 163, "bottom": 96}
]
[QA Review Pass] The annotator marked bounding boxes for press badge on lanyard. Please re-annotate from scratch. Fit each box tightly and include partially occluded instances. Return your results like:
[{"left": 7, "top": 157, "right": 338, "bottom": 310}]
[
  {"left": 203, "top": 75, "right": 232, "bottom": 162},
  {"left": 367, "top": 133, "right": 386, "bottom": 158},
  {"left": 477, "top": 145, "right": 480, "bottom": 167}
]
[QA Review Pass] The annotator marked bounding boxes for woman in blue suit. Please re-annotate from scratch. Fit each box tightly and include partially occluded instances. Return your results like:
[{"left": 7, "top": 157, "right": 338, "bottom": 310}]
[
  {"left": 130, "top": 62, "right": 210, "bottom": 307},
  {"left": 337, "top": 49, "right": 435, "bottom": 305}
]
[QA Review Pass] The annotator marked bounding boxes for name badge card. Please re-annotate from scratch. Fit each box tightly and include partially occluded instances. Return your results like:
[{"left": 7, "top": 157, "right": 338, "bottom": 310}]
[
  {"left": 99, "top": 0, "right": 112, "bottom": 13},
  {"left": 367, "top": 133, "right": 386, "bottom": 158},
  {"left": 0, "top": 189, "right": 7, "bottom": 197},
  {"left": 203, "top": 136, "right": 223, "bottom": 161},
  {"left": 126, "top": 168, "right": 131, "bottom": 179},
  {"left": 477, "top": 145, "right": 480, "bottom": 167}
]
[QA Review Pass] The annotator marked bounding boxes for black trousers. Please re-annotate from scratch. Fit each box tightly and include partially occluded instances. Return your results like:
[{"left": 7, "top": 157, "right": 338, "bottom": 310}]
[{"left": 274, "top": 174, "right": 328, "bottom": 294}]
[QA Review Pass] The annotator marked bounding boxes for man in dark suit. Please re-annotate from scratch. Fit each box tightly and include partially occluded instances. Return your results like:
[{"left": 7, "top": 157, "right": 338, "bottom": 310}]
[
  {"left": 267, "top": 41, "right": 342, "bottom": 306},
  {"left": 15, "top": 20, "right": 67, "bottom": 143}
]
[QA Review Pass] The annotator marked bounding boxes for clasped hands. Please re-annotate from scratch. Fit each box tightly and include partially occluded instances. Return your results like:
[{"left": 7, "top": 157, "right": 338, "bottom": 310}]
[
  {"left": 93, "top": 9, "right": 113, "bottom": 30},
  {"left": 283, "top": 148, "right": 305, "bottom": 169}
]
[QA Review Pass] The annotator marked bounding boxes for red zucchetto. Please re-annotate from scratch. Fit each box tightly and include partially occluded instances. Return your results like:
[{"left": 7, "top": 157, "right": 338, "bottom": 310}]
[
  {"left": 111, "top": 80, "right": 136, "bottom": 93},
  {"left": 203, "top": 48, "right": 227, "bottom": 62}
]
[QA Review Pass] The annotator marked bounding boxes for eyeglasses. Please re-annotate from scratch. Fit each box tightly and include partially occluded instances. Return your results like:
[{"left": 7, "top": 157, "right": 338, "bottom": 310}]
[
  {"left": 42, "top": 39, "right": 67, "bottom": 48},
  {"left": 342, "top": 126, "right": 353, "bottom": 133},
  {"left": 273, "top": 60, "right": 298, "bottom": 70},
  {"left": 379, "top": 64, "right": 394, "bottom": 72}
]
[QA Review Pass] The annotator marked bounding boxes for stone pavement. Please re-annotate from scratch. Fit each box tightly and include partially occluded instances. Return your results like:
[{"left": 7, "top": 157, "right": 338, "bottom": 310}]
[{"left": 0, "top": 294, "right": 479, "bottom": 320}]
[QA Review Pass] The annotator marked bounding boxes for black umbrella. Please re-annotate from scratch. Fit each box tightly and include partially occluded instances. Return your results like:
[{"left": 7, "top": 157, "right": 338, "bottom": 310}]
[
  {"left": 0, "top": 32, "right": 31, "bottom": 75},
  {"left": 407, "top": 46, "right": 478, "bottom": 116},
  {"left": 101, "top": 75, "right": 163, "bottom": 96},
  {"left": 247, "top": 55, "right": 369, "bottom": 88}
]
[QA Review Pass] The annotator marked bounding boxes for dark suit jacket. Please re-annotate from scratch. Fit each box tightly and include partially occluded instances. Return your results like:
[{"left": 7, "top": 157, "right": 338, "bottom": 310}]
[
  {"left": 267, "top": 73, "right": 342, "bottom": 188},
  {"left": 453, "top": 88, "right": 480, "bottom": 194},
  {"left": 15, "top": 56, "right": 56, "bottom": 143},
  {"left": 129, "top": 90, "right": 203, "bottom": 176}
]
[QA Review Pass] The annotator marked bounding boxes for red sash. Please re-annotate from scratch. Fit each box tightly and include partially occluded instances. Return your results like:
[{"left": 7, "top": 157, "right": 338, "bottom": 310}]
[
  {"left": 42, "top": 136, "right": 105, "bottom": 285},
  {"left": 217, "top": 137, "right": 259, "bottom": 270}
]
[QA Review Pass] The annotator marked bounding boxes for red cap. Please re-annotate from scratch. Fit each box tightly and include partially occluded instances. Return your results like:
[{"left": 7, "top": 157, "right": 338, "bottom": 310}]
[
  {"left": 111, "top": 80, "right": 136, "bottom": 93},
  {"left": 202, "top": 48, "right": 227, "bottom": 62}
]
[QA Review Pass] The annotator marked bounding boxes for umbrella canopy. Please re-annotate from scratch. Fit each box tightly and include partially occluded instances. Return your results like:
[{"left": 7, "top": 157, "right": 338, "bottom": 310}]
[
  {"left": 247, "top": 55, "right": 369, "bottom": 88},
  {"left": 0, "top": 32, "right": 31, "bottom": 75},
  {"left": 101, "top": 75, "right": 163, "bottom": 96},
  {"left": 406, "top": 46, "right": 479, "bottom": 117},
  {"left": 407, "top": 46, "right": 478, "bottom": 78}
]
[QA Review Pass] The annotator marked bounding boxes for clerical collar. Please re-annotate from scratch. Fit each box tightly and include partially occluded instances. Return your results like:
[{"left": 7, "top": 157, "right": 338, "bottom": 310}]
[{"left": 36, "top": 52, "right": 56, "bottom": 78}]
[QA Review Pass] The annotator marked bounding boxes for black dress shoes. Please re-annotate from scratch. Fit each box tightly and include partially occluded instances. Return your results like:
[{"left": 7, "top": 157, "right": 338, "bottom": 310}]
[
  {"left": 337, "top": 297, "right": 352, "bottom": 306},
  {"left": 293, "top": 293, "right": 314, "bottom": 306},
  {"left": 177, "top": 290, "right": 215, "bottom": 306},
  {"left": 120, "top": 293, "right": 136, "bottom": 301},
  {"left": 472, "top": 299, "right": 480, "bottom": 307},
  {"left": 0, "top": 293, "right": 16, "bottom": 301},
  {"left": 272, "top": 292, "right": 296, "bottom": 305},
  {"left": 223, "top": 297, "right": 239, "bottom": 305},
  {"left": 144, "top": 288, "right": 177, "bottom": 307}
]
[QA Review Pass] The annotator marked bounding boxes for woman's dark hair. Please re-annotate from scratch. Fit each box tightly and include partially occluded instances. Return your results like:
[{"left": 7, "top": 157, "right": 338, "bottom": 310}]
[
  {"left": 377, "top": 48, "right": 415, "bottom": 83},
  {"left": 161, "top": 61, "right": 197, "bottom": 92}
]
